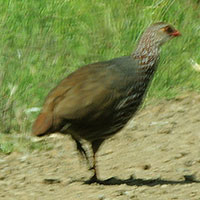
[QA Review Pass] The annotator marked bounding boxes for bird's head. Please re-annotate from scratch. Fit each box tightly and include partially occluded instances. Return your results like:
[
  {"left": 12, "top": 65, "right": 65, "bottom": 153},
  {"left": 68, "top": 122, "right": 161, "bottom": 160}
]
[
  {"left": 133, "top": 22, "right": 181, "bottom": 67},
  {"left": 143, "top": 22, "right": 181, "bottom": 46}
]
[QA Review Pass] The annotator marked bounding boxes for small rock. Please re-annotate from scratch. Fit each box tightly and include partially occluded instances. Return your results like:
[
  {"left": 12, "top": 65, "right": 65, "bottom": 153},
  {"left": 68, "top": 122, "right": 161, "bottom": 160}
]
[
  {"left": 43, "top": 178, "right": 61, "bottom": 184},
  {"left": 180, "top": 152, "right": 189, "bottom": 157},
  {"left": 158, "top": 128, "right": 172, "bottom": 134},
  {"left": 142, "top": 164, "right": 151, "bottom": 170},
  {"left": 150, "top": 121, "right": 169, "bottom": 126},
  {"left": 190, "top": 192, "right": 197, "bottom": 197},
  {"left": 184, "top": 160, "right": 194, "bottom": 167},
  {"left": 116, "top": 190, "right": 124, "bottom": 196},
  {"left": 163, "top": 159, "right": 170, "bottom": 163},
  {"left": 19, "top": 155, "right": 28, "bottom": 162},
  {"left": 174, "top": 153, "right": 184, "bottom": 159},
  {"left": 161, "top": 184, "right": 168, "bottom": 188},
  {"left": 116, "top": 190, "right": 129, "bottom": 196},
  {"left": 124, "top": 191, "right": 132, "bottom": 196},
  {"left": 98, "top": 194, "right": 105, "bottom": 200}
]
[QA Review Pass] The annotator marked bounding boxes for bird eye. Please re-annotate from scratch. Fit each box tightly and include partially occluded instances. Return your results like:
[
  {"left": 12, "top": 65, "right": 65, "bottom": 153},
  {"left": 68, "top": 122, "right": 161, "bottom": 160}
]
[{"left": 165, "top": 26, "right": 174, "bottom": 33}]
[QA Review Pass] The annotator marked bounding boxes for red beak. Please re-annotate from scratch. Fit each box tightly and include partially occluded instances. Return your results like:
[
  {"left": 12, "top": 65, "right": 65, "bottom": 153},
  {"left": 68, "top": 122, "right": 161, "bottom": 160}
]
[{"left": 171, "top": 30, "right": 181, "bottom": 37}]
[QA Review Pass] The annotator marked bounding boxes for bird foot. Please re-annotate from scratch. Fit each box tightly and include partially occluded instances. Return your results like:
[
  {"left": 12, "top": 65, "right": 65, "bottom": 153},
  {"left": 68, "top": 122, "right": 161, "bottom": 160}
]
[{"left": 84, "top": 175, "right": 99, "bottom": 184}]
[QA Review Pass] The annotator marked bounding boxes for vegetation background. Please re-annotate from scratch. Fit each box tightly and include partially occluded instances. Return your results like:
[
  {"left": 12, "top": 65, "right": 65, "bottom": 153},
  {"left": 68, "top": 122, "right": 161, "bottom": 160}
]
[{"left": 0, "top": 0, "right": 200, "bottom": 152}]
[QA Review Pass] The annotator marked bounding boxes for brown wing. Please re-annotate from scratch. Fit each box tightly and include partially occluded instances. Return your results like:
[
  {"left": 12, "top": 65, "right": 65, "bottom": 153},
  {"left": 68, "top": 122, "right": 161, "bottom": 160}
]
[{"left": 32, "top": 61, "right": 122, "bottom": 136}]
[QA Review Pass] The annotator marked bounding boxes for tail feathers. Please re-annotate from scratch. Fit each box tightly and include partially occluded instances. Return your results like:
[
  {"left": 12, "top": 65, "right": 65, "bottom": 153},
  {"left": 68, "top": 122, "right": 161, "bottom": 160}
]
[{"left": 32, "top": 112, "right": 53, "bottom": 136}]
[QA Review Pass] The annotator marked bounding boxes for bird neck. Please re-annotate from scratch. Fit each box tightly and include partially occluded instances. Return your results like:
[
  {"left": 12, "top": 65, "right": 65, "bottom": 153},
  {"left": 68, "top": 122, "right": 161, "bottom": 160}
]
[{"left": 131, "top": 37, "right": 160, "bottom": 71}]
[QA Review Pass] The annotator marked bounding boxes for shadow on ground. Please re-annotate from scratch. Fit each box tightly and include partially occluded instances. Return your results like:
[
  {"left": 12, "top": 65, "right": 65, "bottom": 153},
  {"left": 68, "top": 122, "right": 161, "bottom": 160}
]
[{"left": 83, "top": 176, "right": 200, "bottom": 186}]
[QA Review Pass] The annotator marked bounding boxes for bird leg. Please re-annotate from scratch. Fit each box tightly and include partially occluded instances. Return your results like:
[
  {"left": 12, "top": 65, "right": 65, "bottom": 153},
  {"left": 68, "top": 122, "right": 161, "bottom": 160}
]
[
  {"left": 86, "top": 139, "right": 104, "bottom": 184},
  {"left": 72, "top": 137, "right": 90, "bottom": 167}
]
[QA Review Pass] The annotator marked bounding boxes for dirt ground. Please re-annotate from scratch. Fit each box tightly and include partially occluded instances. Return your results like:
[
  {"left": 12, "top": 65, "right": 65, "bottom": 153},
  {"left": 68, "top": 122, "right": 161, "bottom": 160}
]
[{"left": 1, "top": 92, "right": 200, "bottom": 200}]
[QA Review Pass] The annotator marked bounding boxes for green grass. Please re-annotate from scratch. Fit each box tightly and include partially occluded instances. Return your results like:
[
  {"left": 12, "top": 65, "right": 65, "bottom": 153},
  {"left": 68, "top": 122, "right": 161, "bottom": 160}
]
[
  {"left": 0, "top": 134, "right": 52, "bottom": 154},
  {"left": 0, "top": 0, "right": 200, "bottom": 142}
]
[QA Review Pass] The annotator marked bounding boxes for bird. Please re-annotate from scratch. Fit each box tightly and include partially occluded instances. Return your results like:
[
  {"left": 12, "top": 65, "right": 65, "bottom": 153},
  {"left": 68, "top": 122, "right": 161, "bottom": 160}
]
[{"left": 32, "top": 22, "right": 181, "bottom": 183}]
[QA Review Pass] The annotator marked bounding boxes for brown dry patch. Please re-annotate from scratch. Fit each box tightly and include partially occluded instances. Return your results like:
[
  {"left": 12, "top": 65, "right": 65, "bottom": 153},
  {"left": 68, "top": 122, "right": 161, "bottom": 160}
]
[{"left": 1, "top": 92, "right": 200, "bottom": 200}]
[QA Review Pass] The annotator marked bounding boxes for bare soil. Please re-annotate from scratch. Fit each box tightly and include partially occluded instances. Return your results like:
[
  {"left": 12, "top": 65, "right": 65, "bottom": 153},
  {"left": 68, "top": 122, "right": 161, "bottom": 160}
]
[{"left": 1, "top": 92, "right": 200, "bottom": 200}]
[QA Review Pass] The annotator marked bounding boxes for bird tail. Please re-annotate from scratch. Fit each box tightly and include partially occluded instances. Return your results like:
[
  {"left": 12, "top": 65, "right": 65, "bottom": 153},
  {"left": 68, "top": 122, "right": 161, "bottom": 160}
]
[{"left": 32, "top": 112, "right": 53, "bottom": 136}]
